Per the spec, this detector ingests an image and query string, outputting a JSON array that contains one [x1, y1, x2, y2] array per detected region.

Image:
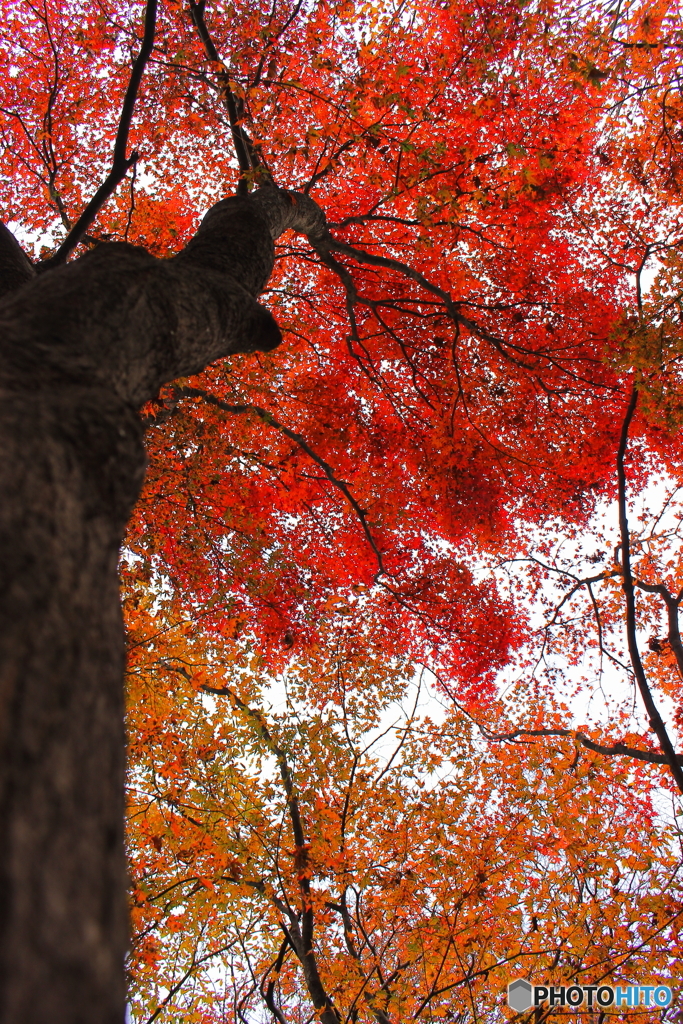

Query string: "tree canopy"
[[2, 0, 683, 1020]]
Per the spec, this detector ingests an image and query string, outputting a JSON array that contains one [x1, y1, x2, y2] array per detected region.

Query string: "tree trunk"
[[0, 188, 325, 1023]]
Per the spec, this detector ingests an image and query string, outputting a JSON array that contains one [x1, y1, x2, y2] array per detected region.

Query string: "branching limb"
[[617, 385, 683, 793], [634, 578, 683, 679], [309, 233, 612, 388], [327, 890, 393, 1024], [201, 683, 341, 1024], [172, 386, 385, 577], [545, 569, 621, 627], [251, 0, 305, 87], [187, 0, 272, 191], [430, 666, 683, 767], [40, 0, 158, 268], [260, 938, 291, 1024], [480, 725, 683, 766], [144, 940, 237, 1024]]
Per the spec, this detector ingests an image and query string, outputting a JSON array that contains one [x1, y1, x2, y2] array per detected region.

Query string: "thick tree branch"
[[252, 188, 326, 240], [617, 385, 683, 793], [40, 0, 158, 268], [4, 190, 327, 408], [2, 192, 327, 409], [187, 0, 272, 191]]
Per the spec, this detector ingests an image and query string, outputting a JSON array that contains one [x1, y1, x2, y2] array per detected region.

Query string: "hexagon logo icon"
[[508, 979, 534, 1012]]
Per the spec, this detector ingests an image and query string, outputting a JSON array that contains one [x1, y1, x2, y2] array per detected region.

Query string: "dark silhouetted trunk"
[[0, 189, 325, 1023]]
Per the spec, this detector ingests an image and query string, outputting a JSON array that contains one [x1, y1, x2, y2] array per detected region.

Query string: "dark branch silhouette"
[[202, 683, 342, 1024], [172, 385, 386, 577], [616, 384, 683, 793], [187, 0, 273, 192], [480, 725, 683, 767], [40, 0, 158, 268]]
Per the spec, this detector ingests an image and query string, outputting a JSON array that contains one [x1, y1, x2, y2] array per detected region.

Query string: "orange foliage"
[[125, 605, 682, 1022]]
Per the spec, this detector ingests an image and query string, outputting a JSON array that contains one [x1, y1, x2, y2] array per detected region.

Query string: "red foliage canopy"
[[2, 0, 683, 697]]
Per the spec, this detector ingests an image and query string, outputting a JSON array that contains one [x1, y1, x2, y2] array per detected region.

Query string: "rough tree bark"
[[0, 187, 326, 1024]]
